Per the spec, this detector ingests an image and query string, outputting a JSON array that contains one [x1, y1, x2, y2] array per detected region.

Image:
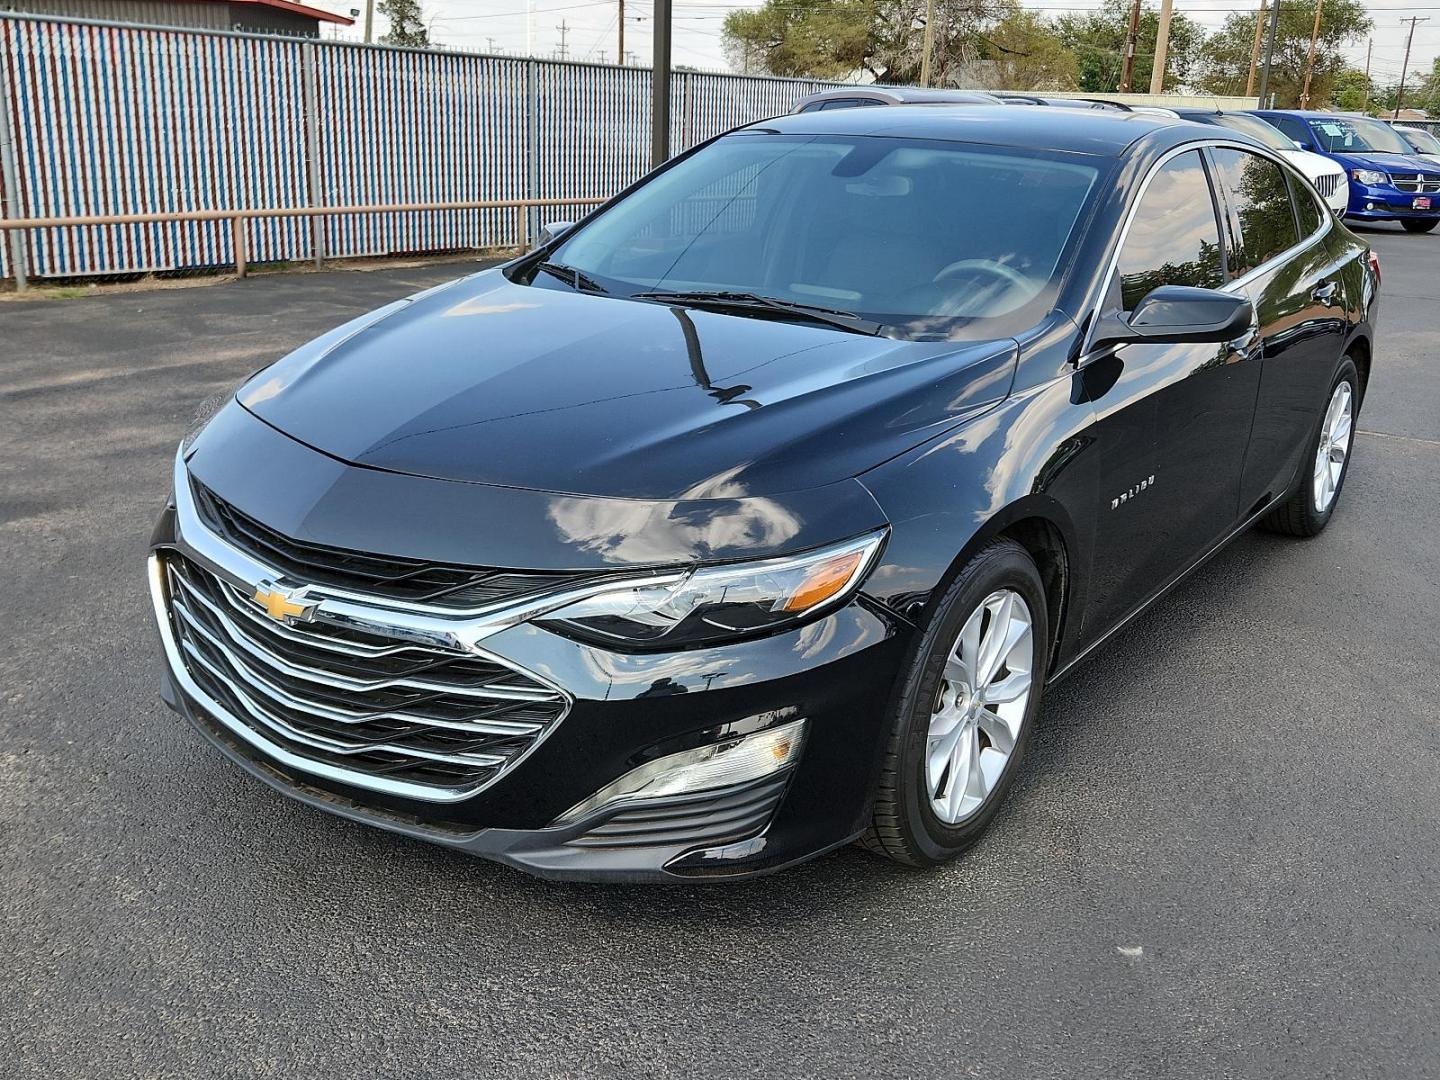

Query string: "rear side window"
[[1116, 150, 1225, 311], [1209, 147, 1300, 275], [1290, 174, 1325, 236]]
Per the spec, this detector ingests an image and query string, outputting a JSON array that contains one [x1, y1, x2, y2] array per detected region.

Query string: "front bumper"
[[148, 409, 909, 881], [1345, 183, 1440, 221]]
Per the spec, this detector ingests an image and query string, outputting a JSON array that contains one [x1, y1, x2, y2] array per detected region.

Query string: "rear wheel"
[[1258, 359, 1358, 537], [860, 538, 1048, 867], [1401, 218, 1438, 233]]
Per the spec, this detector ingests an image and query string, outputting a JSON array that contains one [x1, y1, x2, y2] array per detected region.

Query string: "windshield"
[[1307, 116, 1413, 155], [546, 134, 1101, 339], [1399, 126, 1440, 154], [1191, 112, 1295, 152]]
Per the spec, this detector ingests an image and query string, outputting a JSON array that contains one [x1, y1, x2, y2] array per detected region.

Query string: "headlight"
[[540, 530, 886, 648], [1352, 169, 1388, 186]]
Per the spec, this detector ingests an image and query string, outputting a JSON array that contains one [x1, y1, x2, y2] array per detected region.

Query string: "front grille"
[[1314, 173, 1342, 198], [566, 774, 790, 849], [191, 479, 598, 610], [1392, 175, 1440, 193], [163, 553, 568, 792]]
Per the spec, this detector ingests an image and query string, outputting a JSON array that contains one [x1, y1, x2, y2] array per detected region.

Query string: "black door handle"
[[1312, 280, 1339, 305]]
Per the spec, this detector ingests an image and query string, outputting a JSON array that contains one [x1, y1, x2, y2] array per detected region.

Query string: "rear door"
[[1079, 148, 1264, 639], [1207, 146, 1349, 509]]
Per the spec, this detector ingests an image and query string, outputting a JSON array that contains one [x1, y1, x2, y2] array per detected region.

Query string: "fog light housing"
[[1366, 201, 1376, 210], [553, 718, 807, 826]]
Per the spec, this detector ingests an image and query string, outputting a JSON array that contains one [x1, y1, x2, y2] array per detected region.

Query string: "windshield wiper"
[[634, 289, 882, 335], [535, 261, 608, 295]]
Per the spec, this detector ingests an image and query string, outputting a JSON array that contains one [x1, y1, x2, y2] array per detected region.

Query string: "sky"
[[303, 0, 1440, 92]]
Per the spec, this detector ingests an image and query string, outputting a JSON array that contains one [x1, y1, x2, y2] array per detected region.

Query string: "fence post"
[[301, 41, 324, 269], [680, 70, 693, 155], [0, 26, 30, 292], [524, 58, 539, 246], [232, 216, 247, 278]]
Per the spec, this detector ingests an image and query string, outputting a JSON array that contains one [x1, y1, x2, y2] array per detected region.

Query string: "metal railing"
[[0, 197, 608, 289]]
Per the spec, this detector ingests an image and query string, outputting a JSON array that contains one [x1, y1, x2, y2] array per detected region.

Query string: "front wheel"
[[860, 538, 1048, 867], [1258, 359, 1358, 537], [1401, 218, 1438, 233]]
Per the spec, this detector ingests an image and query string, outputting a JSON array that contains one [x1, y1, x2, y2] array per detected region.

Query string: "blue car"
[[1252, 109, 1440, 232]]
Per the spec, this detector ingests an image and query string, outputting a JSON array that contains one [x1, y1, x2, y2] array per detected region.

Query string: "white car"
[[1394, 125, 1440, 167], [1144, 108, 1350, 215]]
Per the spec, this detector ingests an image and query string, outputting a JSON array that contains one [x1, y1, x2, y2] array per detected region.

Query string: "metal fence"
[[0, 12, 839, 283]]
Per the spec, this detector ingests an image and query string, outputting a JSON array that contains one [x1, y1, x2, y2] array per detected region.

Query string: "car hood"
[[1279, 148, 1344, 179], [1333, 151, 1440, 176], [239, 268, 1018, 501]]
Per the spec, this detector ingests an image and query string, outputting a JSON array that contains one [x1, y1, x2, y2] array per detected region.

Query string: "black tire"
[[1402, 218, 1439, 233], [860, 538, 1049, 867], [1258, 358, 1359, 538]]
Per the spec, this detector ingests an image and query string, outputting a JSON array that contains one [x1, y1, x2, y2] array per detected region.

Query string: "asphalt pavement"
[[2, 231, 1438, 1079]]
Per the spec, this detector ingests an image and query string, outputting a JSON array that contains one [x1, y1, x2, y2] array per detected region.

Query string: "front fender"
[[857, 367, 1099, 675]]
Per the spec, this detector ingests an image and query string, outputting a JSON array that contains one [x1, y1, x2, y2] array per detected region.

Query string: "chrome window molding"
[[1077, 137, 1334, 365]]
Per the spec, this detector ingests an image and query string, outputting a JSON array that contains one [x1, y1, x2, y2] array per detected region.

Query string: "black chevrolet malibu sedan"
[[149, 107, 1378, 881]]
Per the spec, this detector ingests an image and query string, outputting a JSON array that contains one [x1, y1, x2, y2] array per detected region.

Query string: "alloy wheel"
[[1313, 381, 1354, 513], [924, 588, 1035, 825]]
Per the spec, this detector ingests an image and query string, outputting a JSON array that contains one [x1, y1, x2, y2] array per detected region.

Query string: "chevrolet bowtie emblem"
[[252, 582, 318, 624]]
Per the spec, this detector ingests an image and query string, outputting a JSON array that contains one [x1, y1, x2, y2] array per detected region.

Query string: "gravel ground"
[[2, 231, 1438, 1079]]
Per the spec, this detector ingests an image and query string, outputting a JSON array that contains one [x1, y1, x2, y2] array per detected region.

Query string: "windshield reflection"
[[542, 134, 1099, 341]]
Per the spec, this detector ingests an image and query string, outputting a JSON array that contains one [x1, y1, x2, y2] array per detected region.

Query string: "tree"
[[1329, 68, 1374, 113], [1053, 0, 1205, 93], [1197, 0, 1369, 106], [722, 0, 1013, 85], [979, 8, 1078, 91], [1405, 56, 1440, 116], [379, 0, 429, 49]]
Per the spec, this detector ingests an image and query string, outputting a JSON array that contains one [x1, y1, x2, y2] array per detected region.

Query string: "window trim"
[[1079, 137, 1333, 364]]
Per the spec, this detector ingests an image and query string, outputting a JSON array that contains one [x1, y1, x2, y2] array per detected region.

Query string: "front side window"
[[1115, 150, 1224, 311], [1209, 147, 1300, 275], [546, 134, 1101, 339], [1265, 115, 1311, 147]]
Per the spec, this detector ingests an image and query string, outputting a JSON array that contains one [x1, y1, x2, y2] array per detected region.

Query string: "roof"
[[753, 105, 1183, 157], [228, 0, 354, 25]]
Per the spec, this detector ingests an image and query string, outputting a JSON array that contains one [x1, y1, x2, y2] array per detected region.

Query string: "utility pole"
[[618, 0, 624, 69], [1257, 0, 1281, 104], [556, 20, 570, 60], [652, 0, 672, 169], [1299, 0, 1324, 109], [1246, 2, 1267, 98], [1363, 37, 1372, 111], [1395, 17, 1429, 117], [1118, 0, 1143, 93], [363, 0, 374, 43], [920, 0, 936, 87], [1149, 0, 1174, 94]]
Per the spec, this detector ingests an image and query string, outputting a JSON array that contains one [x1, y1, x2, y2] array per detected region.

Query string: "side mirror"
[[1093, 285, 1254, 348], [1293, 139, 1310, 151], [540, 220, 575, 245]]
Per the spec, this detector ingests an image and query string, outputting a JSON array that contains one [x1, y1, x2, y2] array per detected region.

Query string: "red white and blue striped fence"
[[0, 11, 838, 285]]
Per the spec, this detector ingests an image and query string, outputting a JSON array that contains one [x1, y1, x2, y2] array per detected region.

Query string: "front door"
[[1080, 149, 1264, 641]]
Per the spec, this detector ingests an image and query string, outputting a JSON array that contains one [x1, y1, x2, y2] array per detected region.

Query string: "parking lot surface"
[[3, 232, 1438, 1079]]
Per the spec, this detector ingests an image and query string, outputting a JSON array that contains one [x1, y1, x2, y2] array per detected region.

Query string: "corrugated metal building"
[[0, 0, 353, 36]]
